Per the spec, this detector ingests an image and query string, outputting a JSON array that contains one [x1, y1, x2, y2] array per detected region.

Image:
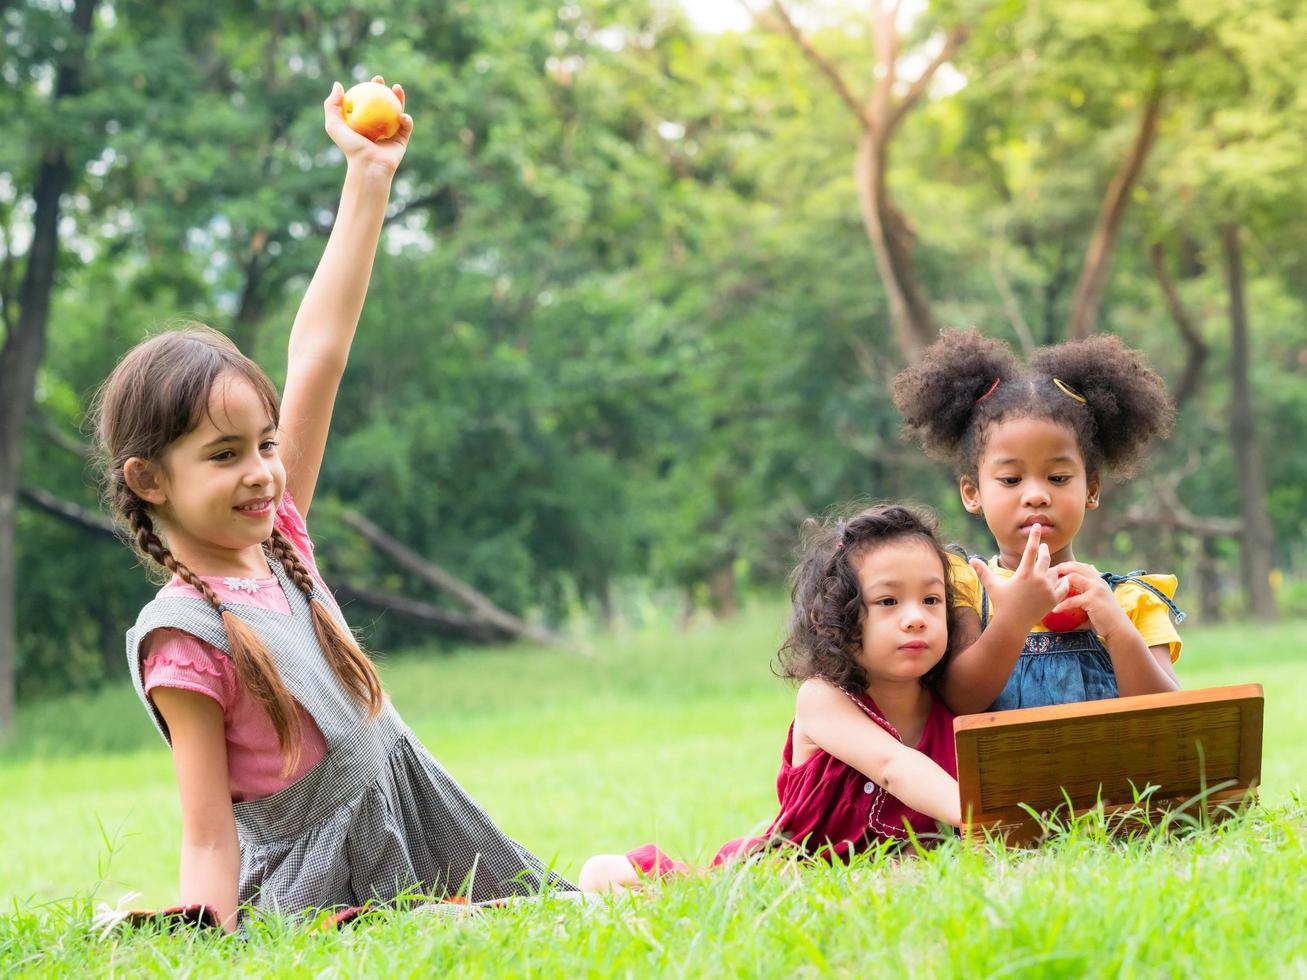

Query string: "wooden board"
[[954, 684, 1263, 845]]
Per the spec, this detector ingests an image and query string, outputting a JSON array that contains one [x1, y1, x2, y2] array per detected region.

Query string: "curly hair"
[[775, 504, 960, 695], [892, 329, 1174, 479]]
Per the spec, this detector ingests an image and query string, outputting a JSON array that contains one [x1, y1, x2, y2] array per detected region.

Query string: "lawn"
[[2, 606, 1304, 976]]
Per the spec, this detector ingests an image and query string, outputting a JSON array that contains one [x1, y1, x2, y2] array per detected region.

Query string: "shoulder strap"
[[124, 595, 229, 745], [1099, 569, 1186, 625], [839, 686, 900, 741]]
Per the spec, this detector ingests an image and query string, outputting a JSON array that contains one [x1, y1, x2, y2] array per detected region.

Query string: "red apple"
[[342, 81, 403, 141], [1041, 569, 1089, 632]]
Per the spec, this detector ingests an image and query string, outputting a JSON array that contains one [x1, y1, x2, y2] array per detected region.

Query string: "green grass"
[[2, 607, 1305, 976]]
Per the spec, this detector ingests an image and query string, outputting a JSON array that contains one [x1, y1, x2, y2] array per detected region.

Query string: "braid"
[[268, 528, 383, 717], [267, 529, 317, 596], [128, 501, 304, 774]]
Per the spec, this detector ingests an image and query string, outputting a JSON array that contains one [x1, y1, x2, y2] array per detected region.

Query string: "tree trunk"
[[230, 235, 268, 355], [1220, 224, 1277, 620], [1197, 536, 1222, 623], [706, 562, 738, 619], [854, 130, 939, 360], [0, 0, 99, 734], [1065, 87, 1163, 340], [1147, 241, 1208, 410], [765, 1, 962, 363]]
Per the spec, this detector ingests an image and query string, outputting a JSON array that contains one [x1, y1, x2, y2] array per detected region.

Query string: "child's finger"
[[1054, 560, 1097, 578], [969, 556, 995, 591], [1016, 521, 1042, 571], [324, 80, 344, 111], [1050, 593, 1089, 615], [384, 113, 414, 148], [371, 74, 385, 85], [1034, 541, 1050, 576], [393, 83, 405, 107]]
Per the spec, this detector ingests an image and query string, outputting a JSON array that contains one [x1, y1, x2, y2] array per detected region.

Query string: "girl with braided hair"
[[893, 329, 1185, 717], [93, 82, 570, 931], [579, 504, 962, 892]]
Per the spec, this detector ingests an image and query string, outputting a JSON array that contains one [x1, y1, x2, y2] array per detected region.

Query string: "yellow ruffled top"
[[947, 553, 1182, 662]]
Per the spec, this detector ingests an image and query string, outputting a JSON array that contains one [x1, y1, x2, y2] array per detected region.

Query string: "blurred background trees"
[[2, 0, 1304, 727]]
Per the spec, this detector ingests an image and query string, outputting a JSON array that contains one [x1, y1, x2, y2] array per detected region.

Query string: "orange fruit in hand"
[[342, 81, 403, 141]]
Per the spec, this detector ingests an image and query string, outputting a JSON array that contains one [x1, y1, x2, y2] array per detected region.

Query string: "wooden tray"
[[954, 684, 1264, 845]]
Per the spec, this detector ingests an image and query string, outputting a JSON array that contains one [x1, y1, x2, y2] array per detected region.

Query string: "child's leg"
[[578, 854, 642, 893]]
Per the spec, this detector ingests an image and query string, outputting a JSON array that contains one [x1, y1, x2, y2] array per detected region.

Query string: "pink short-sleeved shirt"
[[140, 491, 328, 802]]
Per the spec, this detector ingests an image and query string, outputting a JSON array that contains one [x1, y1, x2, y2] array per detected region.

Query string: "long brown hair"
[[92, 326, 383, 771]]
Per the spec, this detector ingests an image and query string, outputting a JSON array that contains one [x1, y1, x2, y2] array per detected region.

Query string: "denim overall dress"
[[126, 554, 574, 919], [966, 557, 1186, 712]]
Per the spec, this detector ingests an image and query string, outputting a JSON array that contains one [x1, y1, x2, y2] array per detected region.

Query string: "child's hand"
[[324, 77, 412, 175], [1050, 561, 1132, 640], [969, 523, 1059, 630]]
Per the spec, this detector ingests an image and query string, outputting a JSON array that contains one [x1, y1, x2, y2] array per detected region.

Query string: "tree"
[[0, 0, 100, 733], [753, 1, 971, 361]]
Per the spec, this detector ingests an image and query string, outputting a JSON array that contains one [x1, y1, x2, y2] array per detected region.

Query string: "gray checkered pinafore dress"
[[126, 554, 574, 918]]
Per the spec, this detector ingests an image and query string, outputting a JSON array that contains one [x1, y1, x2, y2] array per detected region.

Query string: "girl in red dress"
[[580, 504, 964, 892]]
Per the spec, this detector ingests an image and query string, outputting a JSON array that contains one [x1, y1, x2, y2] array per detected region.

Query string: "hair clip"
[[1052, 377, 1087, 404], [835, 541, 845, 550], [975, 377, 1001, 405]]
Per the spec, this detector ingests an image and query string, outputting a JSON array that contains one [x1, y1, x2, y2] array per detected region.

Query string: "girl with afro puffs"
[[893, 330, 1185, 715]]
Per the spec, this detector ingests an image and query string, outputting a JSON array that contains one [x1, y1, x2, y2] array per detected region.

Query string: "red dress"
[[628, 687, 957, 875]]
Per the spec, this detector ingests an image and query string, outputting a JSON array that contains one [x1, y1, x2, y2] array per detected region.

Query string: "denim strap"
[[1100, 569, 1187, 625]]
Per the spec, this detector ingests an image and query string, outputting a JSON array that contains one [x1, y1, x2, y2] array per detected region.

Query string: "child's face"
[[131, 373, 285, 565], [852, 537, 949, 685], [959, 416, 1099, 567]]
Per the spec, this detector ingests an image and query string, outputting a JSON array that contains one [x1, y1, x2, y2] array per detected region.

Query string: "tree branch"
[[765, 0, 871, 127], [15, 486, 560, 646], [340, 509, 559, 645], [1147, 240, 1208, 410], [1065, 83, 1164, 339], [30, 408, 91, 458], [887, 26, 969, 133], [18, 485, 119, 538], [332, 581, 512, 643], [870, 0, 898, 131], [1105, 475, 1240, 538]]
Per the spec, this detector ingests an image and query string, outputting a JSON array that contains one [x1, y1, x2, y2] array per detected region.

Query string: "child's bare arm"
[[280, 78, 412, 516], [941, 525, 1058, 714], [795, 679, 961, 827], [152, 687, 241, 932]]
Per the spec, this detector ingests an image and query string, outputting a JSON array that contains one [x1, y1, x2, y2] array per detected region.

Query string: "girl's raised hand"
[[969, 522, 1059, 629], [323, 77, 412, 175]]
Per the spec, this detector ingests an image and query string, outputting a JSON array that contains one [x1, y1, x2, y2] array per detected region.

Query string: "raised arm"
[[279, 77, 412, 516], [152, 687, 240, 932], [940, 524, 1059, 714], [795, 678, 961, 828]]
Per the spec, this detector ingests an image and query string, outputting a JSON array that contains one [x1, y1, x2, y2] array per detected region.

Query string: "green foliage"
[[5, 0, 1307, 697]]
